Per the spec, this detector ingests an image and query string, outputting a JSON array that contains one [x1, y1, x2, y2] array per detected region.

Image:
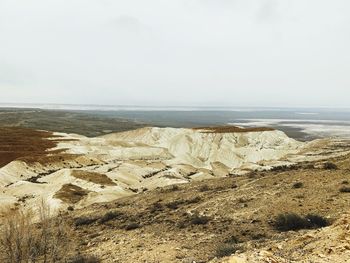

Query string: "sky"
[[0, 0, 350, 108]]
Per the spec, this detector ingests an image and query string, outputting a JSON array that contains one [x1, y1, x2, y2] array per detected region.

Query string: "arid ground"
[[66, 153, 350, 262]]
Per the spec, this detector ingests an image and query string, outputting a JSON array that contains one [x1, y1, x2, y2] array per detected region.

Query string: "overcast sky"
[[0, 0, 349, 107]]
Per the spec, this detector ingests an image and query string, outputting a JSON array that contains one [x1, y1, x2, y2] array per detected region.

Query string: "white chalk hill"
[[0, 127, 326, 212]]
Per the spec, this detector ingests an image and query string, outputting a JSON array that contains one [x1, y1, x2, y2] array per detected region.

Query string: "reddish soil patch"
[[193, 126, 275, 133], [71, 170, 116, 186], [54, 184, 90, 204], [0, 127, 65, 168]]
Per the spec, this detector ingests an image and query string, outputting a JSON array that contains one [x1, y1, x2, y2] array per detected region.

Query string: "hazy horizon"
[[1, 102, 350, 111], [1, 0, 350, 107]]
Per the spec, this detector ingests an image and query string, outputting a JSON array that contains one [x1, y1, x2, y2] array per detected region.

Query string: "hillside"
[[62, 151, 350, 262], [0, 126, 349, 262]]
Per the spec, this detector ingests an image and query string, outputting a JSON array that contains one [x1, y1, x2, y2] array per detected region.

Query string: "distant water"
[[1, 103, 350, 141]]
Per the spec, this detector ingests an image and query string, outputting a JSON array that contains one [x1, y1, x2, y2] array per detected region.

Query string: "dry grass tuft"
[[0, 200, 73, 263]]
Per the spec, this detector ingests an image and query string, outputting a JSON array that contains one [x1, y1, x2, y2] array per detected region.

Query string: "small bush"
[[165, 197, 201, 210], [225, 235, 240, 244], [74, 216, 97, 226], [292, 182, 303, 189], [190, 214, 209, 225], [99, 211, 123, 224], [323, 162, 337, 170], [305, 214, 329, 228], [125, 223, 140, 231], [274, 213, 329, 231], [149, 202, 163, 213], [274, 213, 308, 231], [199, 185, 210, 192], [68, 254, 100, 263], [215, 244, 240, 258], [166, 200, 182, 210], [187, 196, 201, 204], [169, 185, 180, 191], [177, 221, 186, 229], [339, 186, 350, 193], [251, 233, 266, 240]]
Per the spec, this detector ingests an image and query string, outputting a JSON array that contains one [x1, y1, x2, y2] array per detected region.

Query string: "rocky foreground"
[[0, 126, 350, 262]]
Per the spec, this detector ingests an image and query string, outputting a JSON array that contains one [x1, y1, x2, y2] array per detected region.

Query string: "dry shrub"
[[74, 216, 98, 227], [292, 182, 303, 189], [190, 214, 210, 225], [124, 223, 141, 231], [198, 185, 210, 192], [215, 244, 241, 258], [68, 254, 100, 263], [99, 211, 123, 224], [274, 213, 329, 232], [323, 162, 338, 170], [0, 200, 73, 263], [339, 186, 350, 193]]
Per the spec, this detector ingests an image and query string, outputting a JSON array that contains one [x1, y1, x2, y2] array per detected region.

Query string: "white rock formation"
[[0, 127, 345, 213]]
